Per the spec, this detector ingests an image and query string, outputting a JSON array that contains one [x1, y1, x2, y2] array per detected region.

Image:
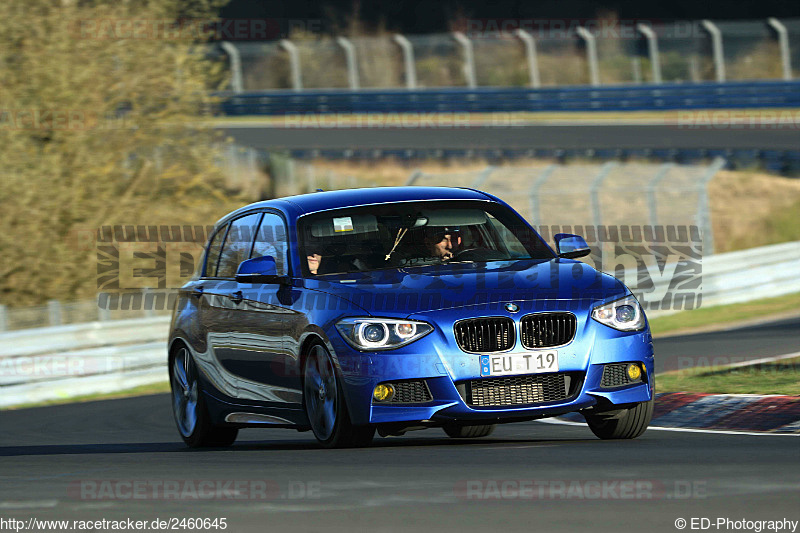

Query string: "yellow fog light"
[[627, 363, 642, 381], [373, 383, 395, 402]]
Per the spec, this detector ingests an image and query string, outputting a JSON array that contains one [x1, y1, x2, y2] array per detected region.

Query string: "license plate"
[[480, 351, 559, 377]]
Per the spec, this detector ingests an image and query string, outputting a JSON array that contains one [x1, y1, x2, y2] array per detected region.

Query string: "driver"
[[423, 226, 462, 262]]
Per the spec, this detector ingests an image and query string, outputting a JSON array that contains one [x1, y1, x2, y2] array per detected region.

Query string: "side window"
[[488, 215, 529, 257], [204, 224, 228, 277], [216, 213, 263, 278], [251, 213, 289, 276]]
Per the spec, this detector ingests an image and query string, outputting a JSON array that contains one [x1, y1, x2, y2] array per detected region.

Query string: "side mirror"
[[235, 256, 289, 285], [554, 233, 591, 259]]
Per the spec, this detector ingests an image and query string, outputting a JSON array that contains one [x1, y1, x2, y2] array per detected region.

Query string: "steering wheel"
[[349, 257, 371, 271], [449, 247, 485, 261]]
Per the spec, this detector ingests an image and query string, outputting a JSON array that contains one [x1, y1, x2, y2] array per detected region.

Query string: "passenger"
[[307, 250, 323, 275]]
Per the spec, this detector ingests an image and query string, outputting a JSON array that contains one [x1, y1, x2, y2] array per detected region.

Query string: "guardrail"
[[220, 80, 800, 115], [0, 316, 170, 408], [1, 240, 798, 408], [221, 20, 800, 92], [699, 241, 800, 307]]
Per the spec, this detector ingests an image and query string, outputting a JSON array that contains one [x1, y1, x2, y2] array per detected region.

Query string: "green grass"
[[5, 381, 170, 410], [649, 291, 800, 337], [726, 198, 800, 252], [657, 356, 800, 395]]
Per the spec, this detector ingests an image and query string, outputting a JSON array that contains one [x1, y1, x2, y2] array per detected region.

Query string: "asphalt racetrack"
[[224, 123, 800, 151], [654, 316, 800, 373], [1, 319, 798, 532]]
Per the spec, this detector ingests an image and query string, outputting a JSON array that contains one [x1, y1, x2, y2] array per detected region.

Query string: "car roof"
[[220, 186, 495, 225]]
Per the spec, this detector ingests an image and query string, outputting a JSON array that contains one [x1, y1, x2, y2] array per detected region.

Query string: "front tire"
[[170, 346, 238, 448], [443, 424, 496, 438], [303, 343, 374, 448], [583, 399, 653, 440]]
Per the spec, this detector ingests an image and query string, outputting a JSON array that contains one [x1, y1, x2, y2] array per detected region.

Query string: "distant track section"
[[224, 123, 800, 152]]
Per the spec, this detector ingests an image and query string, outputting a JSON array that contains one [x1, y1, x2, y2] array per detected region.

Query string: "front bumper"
[[328, 310, 655, 427]]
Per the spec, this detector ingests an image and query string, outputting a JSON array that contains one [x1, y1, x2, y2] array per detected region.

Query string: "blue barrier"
[[221, 81, 800, 116]]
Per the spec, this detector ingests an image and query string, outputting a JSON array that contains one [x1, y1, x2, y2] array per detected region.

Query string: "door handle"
[[191, 286, 204, 298], [230, 290, 243, 304]]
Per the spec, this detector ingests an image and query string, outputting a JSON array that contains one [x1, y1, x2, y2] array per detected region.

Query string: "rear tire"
[[583, 398, 653, 440], [303, 343, 375, 448], [170, 346, 238, 448], [443, 424, 496, 438]]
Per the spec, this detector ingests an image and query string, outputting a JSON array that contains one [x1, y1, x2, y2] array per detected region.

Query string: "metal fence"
[[218, 145, 378, 199], [407, 158, 726, 252], [0, 291, 172, 333], [265, 152, 379, 197], [217, 18, 799, 92]]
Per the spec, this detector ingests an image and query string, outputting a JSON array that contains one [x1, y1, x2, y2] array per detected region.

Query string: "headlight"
[[336, 318, 433, 351], [591, 295, 646, 331]]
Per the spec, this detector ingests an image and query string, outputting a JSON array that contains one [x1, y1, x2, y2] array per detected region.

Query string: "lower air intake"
[[386, 380, 433, 404], [600, 363, 642, 388], [464, 373, 579, 408]]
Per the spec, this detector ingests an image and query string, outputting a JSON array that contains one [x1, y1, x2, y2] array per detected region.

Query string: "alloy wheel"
[[171, 347, 199, 437]]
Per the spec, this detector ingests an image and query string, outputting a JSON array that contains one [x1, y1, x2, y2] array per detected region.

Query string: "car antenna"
[[315, 188, 324, 192]]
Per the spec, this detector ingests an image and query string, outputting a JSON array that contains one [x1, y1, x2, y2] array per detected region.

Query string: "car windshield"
[[298, 200, 554, 276]]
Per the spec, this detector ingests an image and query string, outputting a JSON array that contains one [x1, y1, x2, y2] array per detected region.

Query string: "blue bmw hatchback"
[[168, 187, 654, 448]]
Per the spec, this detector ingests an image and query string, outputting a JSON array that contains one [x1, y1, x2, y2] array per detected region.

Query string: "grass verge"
[[4, 381, 170, 410], [649, 291, 800, 337], [656, 356, 800, 395]]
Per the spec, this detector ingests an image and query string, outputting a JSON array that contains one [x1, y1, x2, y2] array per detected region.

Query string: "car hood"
[[303, 259, 628, 316]]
